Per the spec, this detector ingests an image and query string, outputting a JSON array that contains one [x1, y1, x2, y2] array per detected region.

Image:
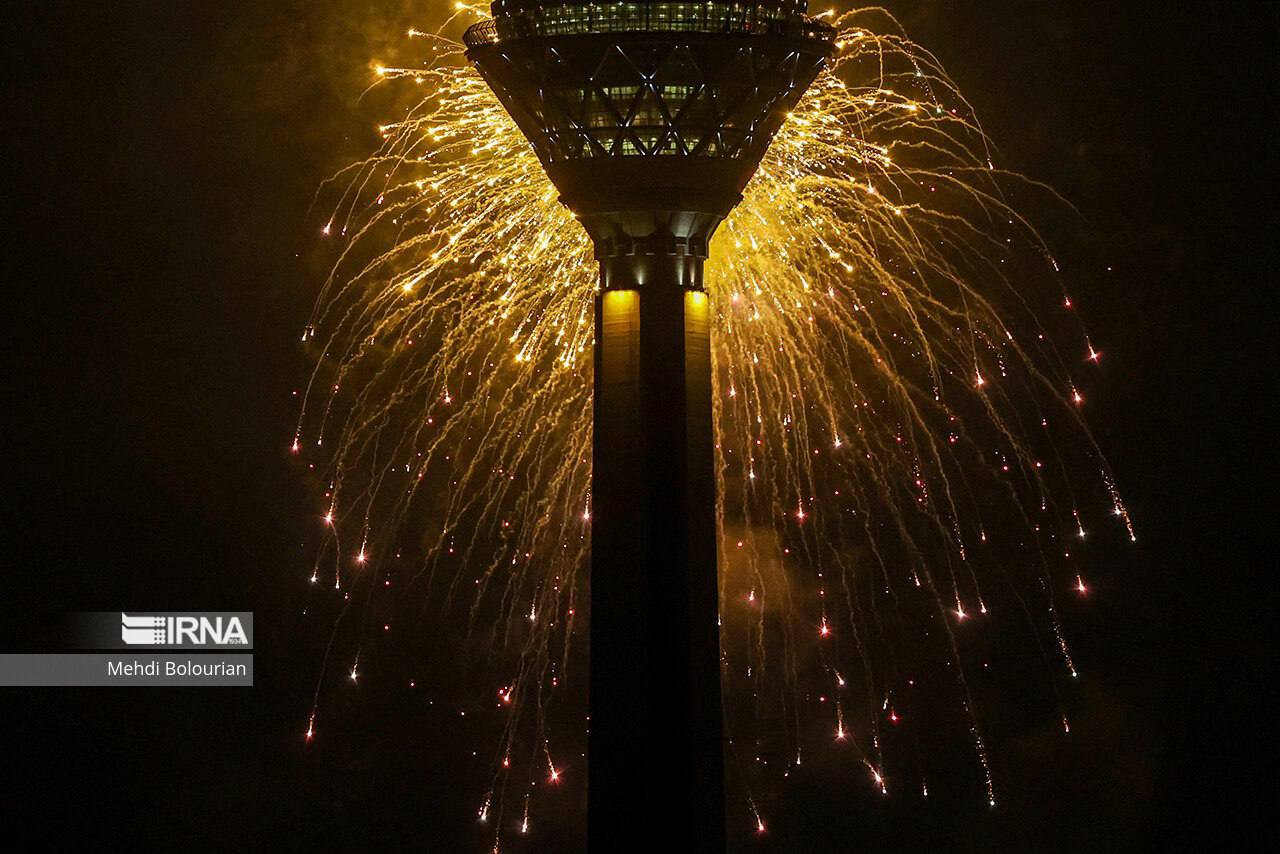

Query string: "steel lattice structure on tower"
[[465, 3, 835, 849]]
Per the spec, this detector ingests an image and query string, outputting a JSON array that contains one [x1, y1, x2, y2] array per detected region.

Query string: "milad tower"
[[464, 3, 835, 848]]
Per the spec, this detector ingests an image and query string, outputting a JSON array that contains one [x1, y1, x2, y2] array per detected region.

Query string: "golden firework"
[[295, 4, 1132, 843]]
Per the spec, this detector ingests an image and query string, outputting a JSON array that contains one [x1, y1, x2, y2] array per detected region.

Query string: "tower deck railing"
[[462, 2, 835, 49]]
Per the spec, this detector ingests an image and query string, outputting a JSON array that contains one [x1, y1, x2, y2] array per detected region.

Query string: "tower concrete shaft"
[[465, 4, 834, 848]]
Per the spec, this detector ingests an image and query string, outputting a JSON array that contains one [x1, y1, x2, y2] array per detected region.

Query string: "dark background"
[[3, 1, 1276, 850]]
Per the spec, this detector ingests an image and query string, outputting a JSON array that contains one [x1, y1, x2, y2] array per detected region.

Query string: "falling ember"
[[296, 3, 1133, 845]]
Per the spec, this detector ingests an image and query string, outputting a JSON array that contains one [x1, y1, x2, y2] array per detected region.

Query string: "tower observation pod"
[[464, 3, 836, 849]]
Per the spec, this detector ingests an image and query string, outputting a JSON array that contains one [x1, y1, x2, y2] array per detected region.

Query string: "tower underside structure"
[[465, 4, 834, 848]]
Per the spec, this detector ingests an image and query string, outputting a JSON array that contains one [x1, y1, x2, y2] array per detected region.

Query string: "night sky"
[[4, 2, 1276, 850]]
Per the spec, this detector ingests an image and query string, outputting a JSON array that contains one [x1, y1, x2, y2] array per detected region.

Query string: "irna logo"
[[120, 613, 249, 647]]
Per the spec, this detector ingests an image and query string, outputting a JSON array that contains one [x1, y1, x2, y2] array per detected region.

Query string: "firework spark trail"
[[295, 7, 1131, 844]]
